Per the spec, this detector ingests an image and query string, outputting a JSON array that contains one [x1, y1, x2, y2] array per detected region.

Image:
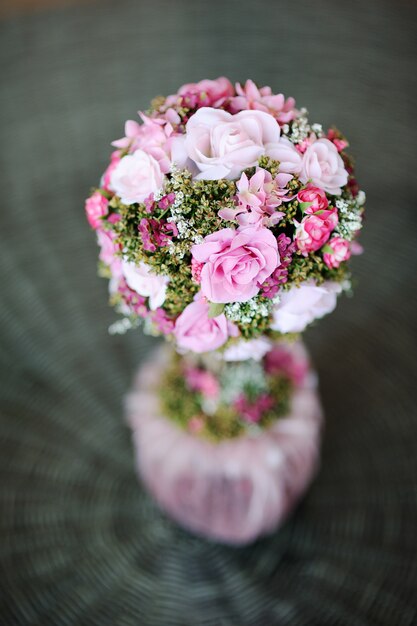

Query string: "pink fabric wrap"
[[126, 343, 323, 545]]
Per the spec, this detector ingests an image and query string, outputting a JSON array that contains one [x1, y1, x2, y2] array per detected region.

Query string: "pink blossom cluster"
[[85, 77, 365, 355], [233, 393, 275, 424]]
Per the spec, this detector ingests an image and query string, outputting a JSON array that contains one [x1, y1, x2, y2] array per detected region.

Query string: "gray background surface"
[[1, 1, 416, 624]]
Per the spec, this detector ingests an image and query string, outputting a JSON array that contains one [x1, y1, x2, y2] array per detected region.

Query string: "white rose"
[[271, 281, 342, 333], [122, 260, 169, 310], [223, 337, 272, 362], [300, 138, 348, 195], [110, 149, 164, 205], [176, 107, 281, 180]]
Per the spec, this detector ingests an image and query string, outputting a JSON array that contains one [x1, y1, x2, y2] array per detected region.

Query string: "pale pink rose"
[[223, 336, 272, 362], [322, 236, 351, 269], [121, 260, 169, 310], [101, 151, 121, 191], [85, 191, 108, 229], [229, 80, 298, 124], [271, 281, 342, 333], [266, 136, 303, 174], [97, 229, 122, 278], [174, 296, 238, 353], [110, 149, 164, 205], [175, 107, 281, 180], [294, 209, 338, 255], [191, 227, 279, 303], [297, 184, 329, 212], [300, 138, 348, 195]]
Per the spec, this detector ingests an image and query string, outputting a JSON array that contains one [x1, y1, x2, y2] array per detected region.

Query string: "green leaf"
[[208, 302, 225, 318], [321, 244, 334, 254], [299, 201, 312, 213]]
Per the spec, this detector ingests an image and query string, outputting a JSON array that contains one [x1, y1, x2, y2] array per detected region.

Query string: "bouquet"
[[85, 78, 365, 541]]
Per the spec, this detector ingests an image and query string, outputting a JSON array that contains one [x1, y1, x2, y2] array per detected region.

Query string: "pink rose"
[[85, 191, 108, 229], [121, 260, 169, 310], [297, 184, 329, 212], [300, 138, 348, 195], [322, 236, 351, 269], [271, 281, 342, 333], [175, 107, 281, 180], [191, 227, 279, 303], [110, 149, 164, 205], [295, 209, 338, 255], [229, 80, 298, 124], [174, 296, 237, 353]]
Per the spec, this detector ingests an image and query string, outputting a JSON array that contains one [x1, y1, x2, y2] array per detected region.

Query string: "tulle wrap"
[[126, 343, 323, 544]]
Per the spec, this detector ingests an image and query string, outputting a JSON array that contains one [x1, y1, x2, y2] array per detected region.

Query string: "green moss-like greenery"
[[158, 353, 294, 442]]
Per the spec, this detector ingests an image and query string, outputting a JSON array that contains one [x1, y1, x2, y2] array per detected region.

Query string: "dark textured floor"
[[0, 1, 416, 624]]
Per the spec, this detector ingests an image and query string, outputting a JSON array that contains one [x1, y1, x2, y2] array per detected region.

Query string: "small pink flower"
[[85, 191, 108, 229], [185, 367, 220, 398], [150, 308, 175, 334], [260, 234, 296, 297], [174, 295, 238, 353], [168, 77, 234, 109], [111, 276, 148, 317], [327, 129, 349, 152], [294, 134, 317, 154], [191, 257, 204, 284], [322, 236, 351, 269], [101, 151, 121, 192], [264, 345, 308, 386], [191, 227, 279, 304], [350, 240, 364, 256], [158, 192, 176, 210], [236, 170, 267, 210], [219, 169, 290, 227], [97, 229, 122, 277], [300, 138, 348, 195], [294, 209, 338, 255], [138, 218, 178, 252], [112, 114, 172, 173], [229, 80, 298, 124], [297, 184, 329, 213], [234, 393, 274, 423]]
